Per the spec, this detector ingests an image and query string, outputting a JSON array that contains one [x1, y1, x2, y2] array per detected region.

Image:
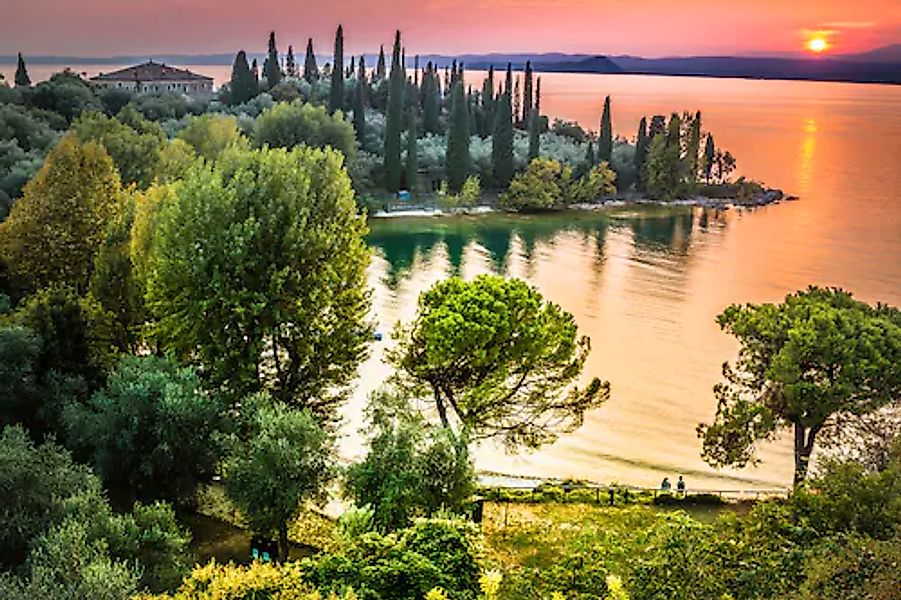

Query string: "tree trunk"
[[793, 423, 816, 486], [278, 522, 289, 563], [433, 384, 450, 428]]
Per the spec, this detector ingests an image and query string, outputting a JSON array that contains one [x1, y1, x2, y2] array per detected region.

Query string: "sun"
[[807, 37, 829, 53]]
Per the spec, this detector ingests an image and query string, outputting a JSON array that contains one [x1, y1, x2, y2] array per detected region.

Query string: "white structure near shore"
[[90, 61, 213, 98]]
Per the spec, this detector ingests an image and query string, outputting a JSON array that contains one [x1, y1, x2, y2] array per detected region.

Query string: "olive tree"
[[223, 400, 335, 562], [145, 145, 370, 422], [390, 275, 609, 450], [698, 287, 901, 485]]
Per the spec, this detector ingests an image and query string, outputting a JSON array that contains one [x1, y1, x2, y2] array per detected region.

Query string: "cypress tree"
[[505, 63, 513, 95], [354, 79, 366, 145], [687, 111, 702, 183], [14, 53, 31, 87], [348, 56, 355, 79], [422, 64, 441, 135], [303, 38, 319, 83], [528, 111, 540, 161], [357, 56, 368, 106], [598, 95, 613, 162], [703, 133, 716, 183], [405, 118, 418, 192], [492, 88, 514, 189], [535, 76, 542, 115], [649, 114, 666, 138], [384, 31, 405, 192], [263, 31, 282, 89], [251, 59, 260, 87], [376, 45, 387, 81], [330, 25, 345, 113], [584, 142, 596, 171], [285, 45, 296, 78], [634, 117, 649, 178], [414, 55, 420, 87], [513, 76, 522, 126], [480, 66, 495, 138], [229, 50, 257, 105], [666, 112, 682, 150], [446, 80, 470, 192], [523, 60, 533, 124]]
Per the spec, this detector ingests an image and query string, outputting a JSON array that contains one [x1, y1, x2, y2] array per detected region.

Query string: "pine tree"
[[528, 111, 540, 161], [229, 50, 257, 105], [634, 117, 649, 180], [304, 38, 319, 83], [446, 80, 470, 192], [492, 88, 514, 189], [376, 45, 387, 81], [598, 95, 613, 162], [384, 31, 405, 192], [14, 53, 31, 87], [523, 61, 533, 124], [703, 133, 716, 183], [405, 118, 418, 192], [330, 25, 345, 113], [285, 45, 297, 78]]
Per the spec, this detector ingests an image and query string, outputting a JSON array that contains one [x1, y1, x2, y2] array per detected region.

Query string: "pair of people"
[[660, 475, 686, 492]]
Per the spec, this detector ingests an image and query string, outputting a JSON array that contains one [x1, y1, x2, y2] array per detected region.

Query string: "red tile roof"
[[91, 61, 212, 83]]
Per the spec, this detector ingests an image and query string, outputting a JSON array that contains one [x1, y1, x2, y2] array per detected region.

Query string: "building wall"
[[93, 79, 213, 98]]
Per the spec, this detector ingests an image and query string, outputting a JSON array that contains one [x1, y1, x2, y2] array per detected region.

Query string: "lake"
[[360, 74, 901, 491], [6, 64, 900, 490]]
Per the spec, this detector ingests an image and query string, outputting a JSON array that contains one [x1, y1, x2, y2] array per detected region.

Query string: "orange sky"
[[1, 0, 898, 57]]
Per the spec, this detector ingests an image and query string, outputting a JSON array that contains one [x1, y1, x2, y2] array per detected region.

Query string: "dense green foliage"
[[252, 101, 355, 160], [224, 400, 335, 562], [384, 31, 405, 192], [345, 392, 476, 531], [698, 287, 901, 484], [145, 145, 370, 420], [65, 355, 228, 506], [391, 274, 609, 449]]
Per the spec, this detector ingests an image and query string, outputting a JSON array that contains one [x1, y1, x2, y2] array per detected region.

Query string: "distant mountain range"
[[2, 44, 899, 85]]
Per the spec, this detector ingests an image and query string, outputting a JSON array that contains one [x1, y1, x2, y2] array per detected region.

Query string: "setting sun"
[[807, 36, 829, 53]]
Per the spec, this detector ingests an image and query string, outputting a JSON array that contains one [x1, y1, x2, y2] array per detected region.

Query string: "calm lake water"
[[7, 64, 900, 490]]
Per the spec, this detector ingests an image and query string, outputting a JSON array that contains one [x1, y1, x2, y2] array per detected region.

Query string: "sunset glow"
[[807, 36, 830, 53]]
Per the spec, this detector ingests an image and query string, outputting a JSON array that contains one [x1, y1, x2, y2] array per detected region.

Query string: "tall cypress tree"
[[348, 56, 355, 79], [634, 117, 649, 178], [285, 45, 296, 78], [422, 64, 441, 135], [703, 133, 716, 183], [446, 80, 470, 192], [414, 55, 420, 87], [492, 88, 514, 189], [384, 31, 405, 193], [354, 78, 366, 146], [648, 114, 666, 138], [598, 95, 613, 162], [405, 118, 418, 192], [513, 76, 522, 127], [229, 50, 257, 105], [251, 59, 260, 87], [535, 76, 542, 115], [523, 60, 533, 124], [376, 45, 387, 81], [480, 66, 495, 137], [687, 111, 702, 183], [303, 38, 319, 83], [357, 56, 368, 106], [14, 53, 31, 87], [263, 31, 282, 89], [330, 26, 345, 113], [528, 111, 540, 161]]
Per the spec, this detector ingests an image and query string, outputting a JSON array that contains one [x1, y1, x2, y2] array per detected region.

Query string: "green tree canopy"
[[329, 26, 345, 113], [384, 31, 405, 193], [65, 355, 229, 506], [598, 95, 613, 163], [491, 91, 514, 189], [345, 391, 475, 531], [263, 31, 282, 89], [303, 38, 319, 83], [499, 157, 571, 212], [252, 101, 355, 161], [228, 50, 258, 106], [176, 114, 245, 162], [73, 110, 165, 189], [390, 275, 609, 449], [223, 400, 335, 562], [0, 133, 124, 296], [446, 81, 470, 193], [145, 145, 370, 421], [698, 287, 901, 485], [14, 53, 31, 87]]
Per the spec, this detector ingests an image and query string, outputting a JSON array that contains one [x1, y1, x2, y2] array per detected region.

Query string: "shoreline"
[[371, 187, 794, 218]]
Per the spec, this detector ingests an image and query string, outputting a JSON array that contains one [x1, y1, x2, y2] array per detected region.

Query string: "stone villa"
[[90, 61, 213, 98]]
